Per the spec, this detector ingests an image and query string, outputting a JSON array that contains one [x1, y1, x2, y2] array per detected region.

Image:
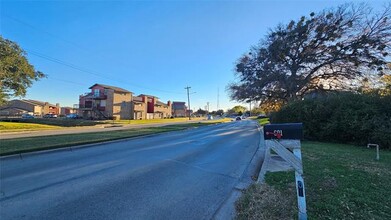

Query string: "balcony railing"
[[75, 104, 105, 111], [77, 104, 93, 109], [92, 94, 107, 99], [80, 92, 107, 99]]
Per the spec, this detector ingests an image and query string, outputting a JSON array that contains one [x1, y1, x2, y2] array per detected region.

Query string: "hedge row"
[[270, 92, 391, 149]]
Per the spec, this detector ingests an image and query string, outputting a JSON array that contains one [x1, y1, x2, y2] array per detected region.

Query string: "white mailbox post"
[[262, 123, 307, 220]]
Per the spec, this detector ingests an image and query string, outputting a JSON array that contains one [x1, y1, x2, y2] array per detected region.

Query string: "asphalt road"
[[0, 119, 207, 140], [0, 120, 262, 220]]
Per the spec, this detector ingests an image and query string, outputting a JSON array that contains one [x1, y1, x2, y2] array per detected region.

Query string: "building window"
[[94, 89, 100, 97]]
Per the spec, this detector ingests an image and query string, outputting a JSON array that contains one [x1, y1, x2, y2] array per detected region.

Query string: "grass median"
[[236, 141, 391, 220], [0, 118, 105, 128], [0, 122, 61, 132], [0, 121, 227, 156], [0, 117, 211, 132]]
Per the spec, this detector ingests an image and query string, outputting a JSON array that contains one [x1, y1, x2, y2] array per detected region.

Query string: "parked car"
[[235, 116, 242, 121], [21, 114, 35, 119], [43, 113, 58, 118], [66, 113, 81, 119]]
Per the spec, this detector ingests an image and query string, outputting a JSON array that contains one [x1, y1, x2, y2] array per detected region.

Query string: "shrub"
[[270, 92, 391, 149]]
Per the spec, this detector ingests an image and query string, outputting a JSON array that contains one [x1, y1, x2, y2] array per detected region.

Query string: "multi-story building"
[[0, 99, 60, 116], [132, 96, 147, 120], [78, 84, 172, 120], [60, 107, 77, 116], [138, 94, 172, 119], [172, 101, 187, 117], [78, 84, 133, 120]]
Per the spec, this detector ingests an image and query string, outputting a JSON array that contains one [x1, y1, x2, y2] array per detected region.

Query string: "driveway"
[[0, 120, 262, 220]]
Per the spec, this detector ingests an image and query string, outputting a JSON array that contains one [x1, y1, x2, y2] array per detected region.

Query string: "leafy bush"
[[270, 92, 391, 149]]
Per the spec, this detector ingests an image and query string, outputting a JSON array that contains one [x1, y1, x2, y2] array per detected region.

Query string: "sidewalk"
[[0, 120, 206, 140]]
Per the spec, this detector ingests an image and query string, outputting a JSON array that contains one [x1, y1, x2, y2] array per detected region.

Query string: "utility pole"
[[207, 102, 210, 113], [185, 86, 191, 120]]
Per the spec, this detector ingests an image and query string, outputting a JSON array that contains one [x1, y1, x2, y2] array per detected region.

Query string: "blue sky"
[[1, 0, 388, 111]]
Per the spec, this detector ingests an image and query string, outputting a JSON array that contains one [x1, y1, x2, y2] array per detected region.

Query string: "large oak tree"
[[228, 4, 391, 108], [0, 36, 45, 105]]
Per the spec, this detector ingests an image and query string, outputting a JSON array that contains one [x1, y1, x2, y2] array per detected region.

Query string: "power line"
[[27, 50, 184, 95], [5, 15, 185, 95], [4, 15, 90, 52], [49, 77, 89, 87]]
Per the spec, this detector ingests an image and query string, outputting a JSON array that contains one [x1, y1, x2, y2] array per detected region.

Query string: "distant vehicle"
[[207, 115, 213, 120], [21, 114, 34, 119], [257, 114, 267, 119], [66, 113, 81, 119], [235, 116, 242, 121], [43, 113, 58, 118]]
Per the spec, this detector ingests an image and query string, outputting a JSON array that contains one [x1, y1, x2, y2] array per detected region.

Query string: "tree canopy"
[[228, 4, 391, 108], [0, 36, 45, 105], [228, 105, 247, 115]]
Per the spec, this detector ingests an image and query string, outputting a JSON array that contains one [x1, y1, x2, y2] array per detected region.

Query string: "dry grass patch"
[[236, 184, 296, 220]]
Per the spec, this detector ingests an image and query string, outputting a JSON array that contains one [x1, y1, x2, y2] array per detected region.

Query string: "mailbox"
[[264, 123, 303, 140]]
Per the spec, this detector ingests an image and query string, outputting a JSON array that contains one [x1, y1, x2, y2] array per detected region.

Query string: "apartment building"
[[78, 84, 173, 120], [138, 94, 172, 119], [172, 101, 187, 117], [132, 96, 147, 119], [0, 99, 60, 116], [60, 107, 77, 116], [78, 84, 133, 120]]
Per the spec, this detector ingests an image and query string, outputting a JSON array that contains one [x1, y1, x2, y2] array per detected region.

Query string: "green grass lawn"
[[236, 141, 391, 220], [0, 118, 105, 128], [0, 122, 61, 132], [0, 121, 226, 156], [251, 117, 270, 126], [0, 117, 227, 132], [257, 118, 270, 126]]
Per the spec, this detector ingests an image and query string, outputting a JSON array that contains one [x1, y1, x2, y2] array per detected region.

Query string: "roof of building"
[[172, 102, 187, 109], [0, 106, 30, 111], [138, 94, 158, 98], [133, 96, 143, 102], [24, 99, 57, 107], [89, 84, 132, 93], [155, 101, 168, 107]]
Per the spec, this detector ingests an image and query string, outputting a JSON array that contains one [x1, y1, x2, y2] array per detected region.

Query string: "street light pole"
[[185, 86, 191, 120]]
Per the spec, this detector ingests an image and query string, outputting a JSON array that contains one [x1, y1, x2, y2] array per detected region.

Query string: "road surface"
[[0, 120, 261, 220], [0, 119, 207, 140]]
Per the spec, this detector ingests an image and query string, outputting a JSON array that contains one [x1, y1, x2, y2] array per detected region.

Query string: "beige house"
[[0, 99, 60, 117]]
